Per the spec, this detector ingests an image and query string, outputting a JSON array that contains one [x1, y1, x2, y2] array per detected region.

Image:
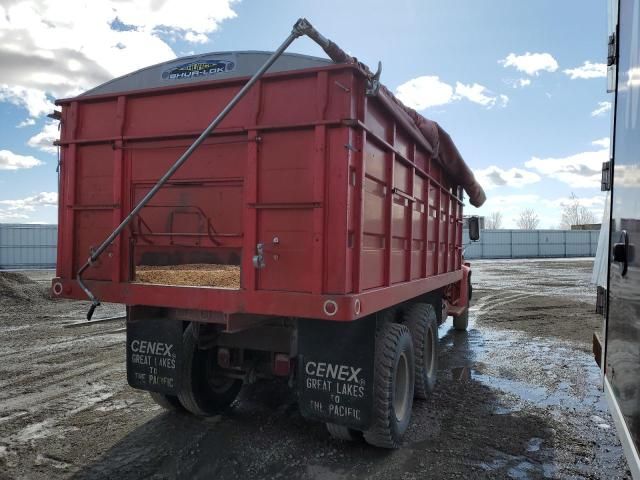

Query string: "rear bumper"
[[51, 270, 462, 322]]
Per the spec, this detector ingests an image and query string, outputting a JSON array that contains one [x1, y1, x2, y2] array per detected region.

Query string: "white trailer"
[[594, 1, 640, 477]]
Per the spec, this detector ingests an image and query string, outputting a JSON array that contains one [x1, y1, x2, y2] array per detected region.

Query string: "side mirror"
[[468, 216, 480, 241]]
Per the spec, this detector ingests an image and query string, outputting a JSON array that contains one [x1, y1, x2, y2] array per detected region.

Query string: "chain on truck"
[[50, 18, 485, 448]]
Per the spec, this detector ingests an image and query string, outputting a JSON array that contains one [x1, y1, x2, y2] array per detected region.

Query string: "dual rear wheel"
[[363, 322, 416, 448], [326, 303, 440, 448], [148, 323, 242, 415], [151, 305, 442, 449]]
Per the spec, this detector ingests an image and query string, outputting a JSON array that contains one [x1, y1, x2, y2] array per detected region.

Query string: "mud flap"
[[298, 317, 375, 430], [126, 317, 182, 395]]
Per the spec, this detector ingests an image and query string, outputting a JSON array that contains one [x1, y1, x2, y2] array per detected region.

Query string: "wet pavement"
[[0, 260, 632, 479]]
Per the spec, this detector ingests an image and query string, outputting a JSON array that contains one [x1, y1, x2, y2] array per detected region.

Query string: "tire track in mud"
[[0, 362, 123, 411], [0, 312, 129, 468], [0, 360, 129, 475], [0, 332, 123, 371], [0, 327, 125, 401], [3, 331, 123, 359], [473, 291, 535, 314]]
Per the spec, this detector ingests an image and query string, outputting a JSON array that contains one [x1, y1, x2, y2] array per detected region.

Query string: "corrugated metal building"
[[0, 224, 57, 269], [463, 229, 599, 259], [0, 225, 599, 268]]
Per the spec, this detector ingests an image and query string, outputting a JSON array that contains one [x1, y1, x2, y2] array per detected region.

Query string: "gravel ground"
[[0, 259, 632, 479]]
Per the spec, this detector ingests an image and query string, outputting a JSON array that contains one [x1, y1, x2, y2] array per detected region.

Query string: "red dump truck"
[[51, 20, 485, 448]]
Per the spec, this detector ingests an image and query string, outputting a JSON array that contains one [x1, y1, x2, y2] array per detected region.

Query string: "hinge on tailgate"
[[596, 286, 608, 315], [607, 33, 617, 67], [607, 32, 617, 93], [252, 243, 266, 269], [601, 160, 612, 191]]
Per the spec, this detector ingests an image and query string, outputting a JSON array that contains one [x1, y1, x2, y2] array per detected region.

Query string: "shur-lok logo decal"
[[162, 60, 235, 80]]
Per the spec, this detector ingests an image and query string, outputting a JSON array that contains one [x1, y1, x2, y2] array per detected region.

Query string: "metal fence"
[[0, 224, 599, 268], [463, 229, 599, 259], [0, 224, 57, 269]]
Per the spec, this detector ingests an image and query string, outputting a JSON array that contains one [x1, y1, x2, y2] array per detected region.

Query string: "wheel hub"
[[394, 352, 410, 421]]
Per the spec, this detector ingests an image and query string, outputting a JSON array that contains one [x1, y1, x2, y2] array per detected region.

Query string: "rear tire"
[[326, 423, 360, 441], [453, 310, 469, 331], [177, 323, 243, 416], [364, 323, 415, 449], [149, 392, 183, 411], [403, 303, 438, 399]]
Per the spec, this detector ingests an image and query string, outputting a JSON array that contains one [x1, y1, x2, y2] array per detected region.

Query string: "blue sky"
[[0, 0, 610, 227]]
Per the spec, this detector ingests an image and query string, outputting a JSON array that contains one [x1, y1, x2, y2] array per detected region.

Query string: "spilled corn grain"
[[135, 264, 240, 289]]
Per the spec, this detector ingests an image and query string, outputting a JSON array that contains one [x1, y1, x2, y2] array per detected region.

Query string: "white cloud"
[[564, 61, 607, 80], [525, 139, 609, 188], [0, 192, 58, 211], [184, 31, 209, 44], [0, 149, 43, 170], [627, 68, 640, 88], [395, 76, 456, 110], [591, 101, 612, 117], [474, 166, 540, 189], [480, 194, 541, 209], [500, 52, 559, 76], [470, 193, 541, 228], [17, 118, 36, 128], [0, 192, 57, 222], [472, 194, 541, 218], [27, 122, 59, 155], [505, 78, 532, 88], [544, 194, 605, 209], [592, 137, 610, 149], [616, 164, 640, 187], [544, 194, 606, 224], [0, 84, 55, 118], [395, 76, 507, 111], [0, 210, 29, 221], [468, 193, 606, 229], [110, 1, 236, 38], [455, 82, 508, 108], [0, 0, 238, 122], [517, 78, 531, 87]]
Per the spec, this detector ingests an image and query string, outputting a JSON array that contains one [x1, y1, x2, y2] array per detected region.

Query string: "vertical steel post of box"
[[312, 70, 329, 294], [444, 187, 450, 272], [430, 178, 439, 274], [421, 152, 429, 278], [435, 186, 442, 274], [405, 146, 415, 282], [243, 129, 260, 291], [112, 95, 127, 284], [60, 101, 79, 281], [384, 124, 395, 287], [76, 19, 318, 319], [352, 80, 367, 294], [241, 75, 263, 293]]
